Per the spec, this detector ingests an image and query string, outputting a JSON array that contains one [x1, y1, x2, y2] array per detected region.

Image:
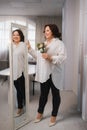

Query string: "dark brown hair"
[[43, 24, 61, 39], [12, 29, 24, 42]]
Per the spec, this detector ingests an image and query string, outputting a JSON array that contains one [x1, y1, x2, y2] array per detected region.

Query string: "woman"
[[12, 29, 26, 117], [27, 24, 67, 126]]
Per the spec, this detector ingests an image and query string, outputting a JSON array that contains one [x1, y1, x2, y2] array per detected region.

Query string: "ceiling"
[[0, 0, 65, 16]]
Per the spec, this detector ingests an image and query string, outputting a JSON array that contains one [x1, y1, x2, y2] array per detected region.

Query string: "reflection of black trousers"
[[38, 76, 61, 116], [14, 73, 25, 109]]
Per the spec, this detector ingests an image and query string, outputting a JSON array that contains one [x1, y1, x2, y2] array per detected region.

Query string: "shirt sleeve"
[[28, 48, 37, 59], [51, 42, 67, 65]]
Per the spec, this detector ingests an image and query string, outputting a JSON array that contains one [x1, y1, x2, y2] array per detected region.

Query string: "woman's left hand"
[[42, 53, 52, 61]]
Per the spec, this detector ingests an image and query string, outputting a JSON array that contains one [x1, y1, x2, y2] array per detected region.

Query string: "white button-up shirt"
[[28, 38, 67, 90], [13, 42, 26, 80]]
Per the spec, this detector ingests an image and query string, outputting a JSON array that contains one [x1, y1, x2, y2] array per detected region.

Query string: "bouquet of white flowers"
[[37, 43, 47, 53]]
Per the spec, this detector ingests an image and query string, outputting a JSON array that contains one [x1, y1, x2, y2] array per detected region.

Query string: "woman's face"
[[44, 26, 53, 40], [12, 31, 21, 43]]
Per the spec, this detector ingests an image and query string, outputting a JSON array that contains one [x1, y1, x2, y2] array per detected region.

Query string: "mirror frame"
[[9, 23, 30, 130]]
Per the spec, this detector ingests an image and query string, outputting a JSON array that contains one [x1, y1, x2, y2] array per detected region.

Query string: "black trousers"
[[38, 76, 61, 116], [14, 73, 25, 109]]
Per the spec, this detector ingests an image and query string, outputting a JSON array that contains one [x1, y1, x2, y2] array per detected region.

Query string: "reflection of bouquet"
[[37, 43, 47, 53]]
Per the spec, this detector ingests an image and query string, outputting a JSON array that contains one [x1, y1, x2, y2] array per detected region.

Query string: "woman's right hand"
[[26, 40, 31, 50], [42, 53, 52, 62]]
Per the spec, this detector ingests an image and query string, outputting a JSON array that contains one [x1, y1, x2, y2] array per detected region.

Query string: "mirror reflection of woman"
[[12, 29, 26, 117]]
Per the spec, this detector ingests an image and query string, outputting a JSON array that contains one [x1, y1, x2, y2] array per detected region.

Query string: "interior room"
[[0, 0, 87, 130]]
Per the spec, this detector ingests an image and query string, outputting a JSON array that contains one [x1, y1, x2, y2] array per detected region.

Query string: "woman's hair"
[[43, 24, 61, 39], [12, 29, 24, 42]]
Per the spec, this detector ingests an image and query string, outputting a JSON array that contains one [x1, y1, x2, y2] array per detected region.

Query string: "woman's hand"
[[42, 53, 52, 61], [26, 40, 31, 50]]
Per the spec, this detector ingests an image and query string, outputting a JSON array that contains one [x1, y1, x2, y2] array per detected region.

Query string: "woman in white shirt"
[[12, 29, 26, 117], [27, 24, 67, 126]]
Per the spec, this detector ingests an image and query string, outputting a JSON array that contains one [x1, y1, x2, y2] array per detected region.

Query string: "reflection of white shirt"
[[13, 42, 26, 80], [28, 38, 67, 89]]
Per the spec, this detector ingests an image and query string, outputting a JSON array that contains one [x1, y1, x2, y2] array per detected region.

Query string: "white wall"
[[62, 0, 80, 94], [80, 0, 87, 121], [63, 0, 87, 120]]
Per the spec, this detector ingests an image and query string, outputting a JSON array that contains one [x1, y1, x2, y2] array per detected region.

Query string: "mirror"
[[9, 23, 30, 130]]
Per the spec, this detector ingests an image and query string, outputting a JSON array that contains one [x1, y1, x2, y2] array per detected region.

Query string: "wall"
[[62, 0, 80, 94], [63, 0, 87, 120], [80, 0, 87, 121]]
